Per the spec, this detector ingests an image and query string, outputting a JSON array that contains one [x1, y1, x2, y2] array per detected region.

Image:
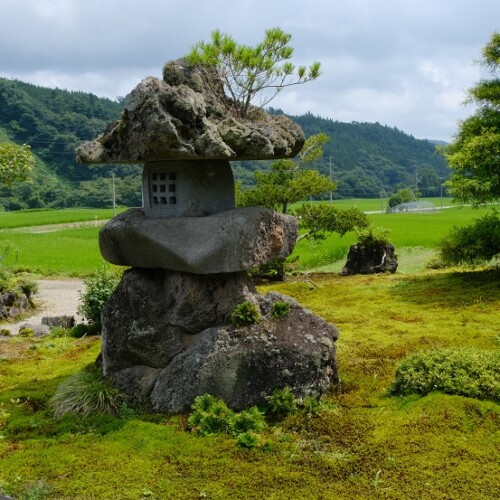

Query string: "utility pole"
[[112, 173, 116, 217], [329, 156, 333, 203]]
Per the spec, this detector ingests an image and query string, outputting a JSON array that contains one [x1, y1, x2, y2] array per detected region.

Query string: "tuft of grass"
[[50, 365, 124, 418], [270, 300, 291, 319], [230, 301, 260, 327]]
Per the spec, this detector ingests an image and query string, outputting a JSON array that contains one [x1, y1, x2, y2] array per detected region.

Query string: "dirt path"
[[1, 278, 84, 335]]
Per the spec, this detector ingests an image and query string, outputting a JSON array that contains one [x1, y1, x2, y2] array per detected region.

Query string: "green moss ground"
[[0, 268, 499, 499]]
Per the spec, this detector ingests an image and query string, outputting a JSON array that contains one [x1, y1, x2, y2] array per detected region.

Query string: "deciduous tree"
[[0, 143, 35, 187], [444, 32, 500, 204], [238, 133, 336, 213]]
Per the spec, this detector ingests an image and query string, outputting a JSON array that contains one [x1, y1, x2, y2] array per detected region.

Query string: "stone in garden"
[[340, 242, 398, 275], [0, 290, 31, 319], [102, 270, 339, 412], [42, 315, 76, 329], [75, 59, 304, 164], [19, 323, 50, 337], [101, 268, 258, 373], [99, 207, 298, 273], [77, 56, 339, 412]]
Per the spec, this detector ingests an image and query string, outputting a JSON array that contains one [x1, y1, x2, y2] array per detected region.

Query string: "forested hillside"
[[0, 78, 449, 210], [0, 78, 141, 210], [233, 111, 449, 198]]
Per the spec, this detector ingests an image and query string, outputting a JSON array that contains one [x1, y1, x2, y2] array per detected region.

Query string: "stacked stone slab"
[[76, 58, 339, 412]]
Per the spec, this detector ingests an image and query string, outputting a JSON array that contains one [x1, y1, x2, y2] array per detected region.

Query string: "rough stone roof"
[[76, 58, 305, 164]]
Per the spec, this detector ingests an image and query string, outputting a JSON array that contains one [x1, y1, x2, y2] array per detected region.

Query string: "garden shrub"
[[19, 327, 34, 338], [300, 395, 322, 416], [188, 395, 266, 440], [437, 209, 500, 265], [271, 300, 291, 319], [230, 301, 260, 327], [0, 269, 11, 292], [232, 406, 266, 434], [47, 326, 68, 339], [188, 391, 322, 447], [356, 225, 391, 248], [15, 276, 39, 301], [266, 387, 298, 421], [50, 365, 124, 417], [78, 266, 122, 331], [69, 323, 99, 338], [237, 431, 259, 449], [390, 347, 500, 400], [187, 394, 235, 436]]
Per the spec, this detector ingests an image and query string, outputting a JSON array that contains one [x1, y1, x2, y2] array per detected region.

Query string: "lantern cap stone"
[[76, 58, 305, 164]]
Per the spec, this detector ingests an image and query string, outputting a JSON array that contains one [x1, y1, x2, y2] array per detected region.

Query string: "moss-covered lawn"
[[0, 267, 499, 499]]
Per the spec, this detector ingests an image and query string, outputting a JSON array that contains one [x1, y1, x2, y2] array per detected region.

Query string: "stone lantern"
[[76, 59, 339, 412], [141, 160, 235, 218]]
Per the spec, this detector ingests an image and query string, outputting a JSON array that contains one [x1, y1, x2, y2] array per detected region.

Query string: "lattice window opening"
[[151, 172, 177, 206]]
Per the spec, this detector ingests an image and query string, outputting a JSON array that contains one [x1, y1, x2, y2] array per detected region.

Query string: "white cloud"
[[1, 0, 499, 141]]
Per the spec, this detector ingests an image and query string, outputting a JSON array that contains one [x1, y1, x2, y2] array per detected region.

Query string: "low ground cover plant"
[[390, 347, 500, 400], [0, 263, 499, 498], [270, 300, 291, 319], [187, 393, 266, 449], [187, 389, 321, 448], [230, 301, 260, 326]]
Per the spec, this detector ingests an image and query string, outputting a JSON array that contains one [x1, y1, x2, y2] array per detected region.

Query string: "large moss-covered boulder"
[[102, 269, 339, 412], [76, 59, 304, 164]]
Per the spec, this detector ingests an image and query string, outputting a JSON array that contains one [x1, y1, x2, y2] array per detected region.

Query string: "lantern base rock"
[[101, 268, 339, 412]]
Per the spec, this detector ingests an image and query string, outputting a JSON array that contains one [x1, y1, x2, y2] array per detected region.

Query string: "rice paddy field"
[[0, 200, 493, 276]]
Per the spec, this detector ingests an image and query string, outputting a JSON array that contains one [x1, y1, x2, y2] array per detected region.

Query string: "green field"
[[0, 203, 494, 276], [0, 208, 125, 230], [295, 204, 493, 272], [0, 226, 105, 275], [291, 196, 459, 213]]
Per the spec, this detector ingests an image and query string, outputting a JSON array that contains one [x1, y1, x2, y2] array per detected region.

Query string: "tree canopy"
[[387, 187, 419, 208], [0, 143, 35, 187], [186, 27, 321, 118], [238, 133, 336, 213], [444, 32, 500, 204]]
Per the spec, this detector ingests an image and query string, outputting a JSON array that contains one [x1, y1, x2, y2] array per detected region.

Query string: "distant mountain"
[[233, 111, 449, 198], [0, 78, 449, 210], [428, 139, 448, 147], [0, 78, 143, 210]]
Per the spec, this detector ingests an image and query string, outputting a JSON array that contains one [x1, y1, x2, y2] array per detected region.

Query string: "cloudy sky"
[[1, 0, 499, 142]]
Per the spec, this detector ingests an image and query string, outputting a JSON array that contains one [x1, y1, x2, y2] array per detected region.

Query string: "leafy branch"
[[187, 27, 321, 118]]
